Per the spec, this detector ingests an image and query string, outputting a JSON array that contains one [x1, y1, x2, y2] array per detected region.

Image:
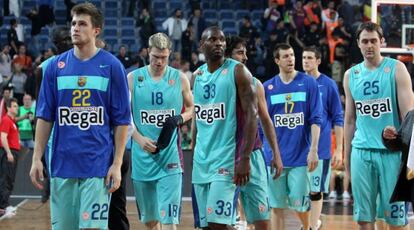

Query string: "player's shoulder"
[[98, 49, 123, 65]]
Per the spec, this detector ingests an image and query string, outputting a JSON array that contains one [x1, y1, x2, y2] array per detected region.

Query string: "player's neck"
[[7, 112, 15, 119], [74, 42, 98, 61], [206, 57, 225, 73], [363, 55, 384, 70], [148, 65, 166, 79], [279, 70, 297, 83], [306, 69, 320, 79]]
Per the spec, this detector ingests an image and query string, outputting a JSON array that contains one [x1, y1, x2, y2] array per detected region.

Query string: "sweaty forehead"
[[204, 29, 225, 40], [72, 14, 92, 23], [359, 30, 380, 40]]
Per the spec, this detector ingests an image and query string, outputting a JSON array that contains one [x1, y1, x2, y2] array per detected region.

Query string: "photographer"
[[16, 94, 34, 148]]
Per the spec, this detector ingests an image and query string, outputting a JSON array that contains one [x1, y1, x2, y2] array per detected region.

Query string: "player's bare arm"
[[343, 69, 356, 180], [307, 124, 320, 172], [107, 125, 128, 193], [395, 61, 414, 118], [234, 63, 258, 186], [331, 125, 344, 169], [180, 73, 194, 123], [30, 119, 53, 190], [256, 80, 283, 179]]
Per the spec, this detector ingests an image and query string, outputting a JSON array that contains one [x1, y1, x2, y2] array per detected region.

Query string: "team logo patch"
[[268, 84, 273, 90], [221, 69, 228, 75], [195, 70, 203, 76], [169, 79, 175, 86], [167, 163, 178, 169], [82, 212, 90, 220], [384, 66, 390, 73], [294, 200, 301, 207], [218, 168, 230, 175], [78, 76, 87, 87], [259, 204, 266, 213], [207, 207, 213, 214], [160, 209, 166, 217], [285, 94, 292, 101], [58, 61, 65, 69], [138, 76, 144, 82], [354, 69, 360, 75]]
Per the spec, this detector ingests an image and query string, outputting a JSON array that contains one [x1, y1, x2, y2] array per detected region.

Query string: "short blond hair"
[[148, 33, 172, 50]]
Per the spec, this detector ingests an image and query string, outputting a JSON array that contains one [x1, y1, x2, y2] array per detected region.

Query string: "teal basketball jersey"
[[192, 58, 240, 183], [349, 57, 400, 149], [131, 66, 183, 181]]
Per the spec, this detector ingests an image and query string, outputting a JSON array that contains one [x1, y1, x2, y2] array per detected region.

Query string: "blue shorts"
[[240, 149, 270, 224], [268, 166, 310, 212], [133, 173, 182, 224], [309, 159, 331, 193], [192, 181, 238, 228], [351, 148, 408, 226], [50, 177, 110, 230]]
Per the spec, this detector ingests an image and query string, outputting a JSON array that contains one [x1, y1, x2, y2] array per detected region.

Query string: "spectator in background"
[[0, 87, 12, 124], [170, 52, 181, 69], [263, 31, 279, 80], [64, 0, 76, 23], [8, 0, 21, 18], [303, 0, 322, 30], [288, 0, 306, 36], [0, 44, 12, 80], [239, 16, 258, 42], [274, 20, 289, 44], [187, 8, 206, 46], [10, 62, 27, 105], [180, 59, 192, 81], [303, 22, 322, 46], [332, 18, 352, 40], [136, 8, 155, 45], [7, 19, 22, 57], [181, 22, 194, 62], [189, 51, 202, 72], [12, 44, 32, 74], [116, 45, 133, 69], [162, 9, 188, 53], [38, 0, 55, 26], [263, 1, 282, 33], [0, 98, 20, 219], [134, 47, 148, 68], [17, 94, 35, 149], [337, 0, 354, 29], [286, 29, 305, 70]]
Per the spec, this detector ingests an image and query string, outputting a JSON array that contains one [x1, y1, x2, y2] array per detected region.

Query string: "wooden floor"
[[1, 199, 414, 229]]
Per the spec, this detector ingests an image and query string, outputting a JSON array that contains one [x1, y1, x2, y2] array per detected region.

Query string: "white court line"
[[0, 199, 28, 221]]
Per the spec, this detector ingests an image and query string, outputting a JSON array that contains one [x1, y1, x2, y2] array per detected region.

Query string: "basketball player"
[[225, 35, 283, 230], [263, 43, 322, 230], [191, 26, 258, 230], [128, 32, 194, 230], [30, 3, 131, 229], [302, 46, 344, 230], [343, 21, 414, 230]]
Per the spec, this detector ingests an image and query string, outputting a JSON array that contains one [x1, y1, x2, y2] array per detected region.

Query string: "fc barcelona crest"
[[285, 94, 292, 101], [78, 76, 87, 87]]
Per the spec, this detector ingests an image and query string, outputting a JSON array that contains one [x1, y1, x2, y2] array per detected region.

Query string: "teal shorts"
[[268, 166, 310, 212], [240, 149, 270, 224], [351, 148, 408, 226], [192, 181, 238, 228], [50, 177, 110, 230], [133, 173, 182, 224], [309, 159, 331, 193]]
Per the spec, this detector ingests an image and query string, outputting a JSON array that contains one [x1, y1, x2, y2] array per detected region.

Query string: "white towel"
[[407, 124, 414, 180]]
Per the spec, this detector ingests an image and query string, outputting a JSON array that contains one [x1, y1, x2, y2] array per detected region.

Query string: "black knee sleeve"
[[310, 192, 322, 201]]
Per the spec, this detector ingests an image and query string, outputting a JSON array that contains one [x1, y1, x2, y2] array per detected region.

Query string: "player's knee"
[[254, 220, 269, 229], [208, 222, 229, 230], [309, 192, 322, 201], [145, 220, 159, 229]]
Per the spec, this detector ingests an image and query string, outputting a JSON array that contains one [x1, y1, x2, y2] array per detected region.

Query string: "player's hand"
[[106, 164, 122, 193], [331, 148, 342, 169], [383, 126, 398, 140], [138, 136, 157, 153], [29, 158, 44, 190], [6, 152, 14, 163], [271, 152, 283, 179], [307, 148, 319, 172], [234, 156, 250, 186]]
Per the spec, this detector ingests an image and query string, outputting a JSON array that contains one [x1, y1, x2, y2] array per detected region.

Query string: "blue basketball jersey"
[[37, 48, 131, 178], [316, 74, 343, 159], [262, 72, 322, 167], [130, 66, 184, 181], [348, 57, 400, 149]]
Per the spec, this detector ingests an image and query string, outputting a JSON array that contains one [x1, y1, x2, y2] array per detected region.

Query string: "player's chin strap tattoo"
[[153, 115, 184, 154]]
